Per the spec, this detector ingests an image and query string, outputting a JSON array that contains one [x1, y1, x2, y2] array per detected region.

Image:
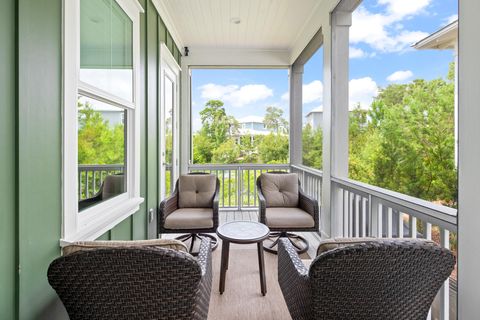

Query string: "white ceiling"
[[159, 0, 324, 51]]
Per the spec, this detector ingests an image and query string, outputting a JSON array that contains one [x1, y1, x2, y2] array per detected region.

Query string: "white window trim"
[[159, 43, 181, 199], [62, 0, 144, 244]]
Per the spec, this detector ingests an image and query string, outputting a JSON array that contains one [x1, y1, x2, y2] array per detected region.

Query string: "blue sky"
[[191, 0, 458, 132]]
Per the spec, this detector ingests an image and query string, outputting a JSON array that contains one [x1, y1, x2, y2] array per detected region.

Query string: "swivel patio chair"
[[48, 237, 213, 320], [257, 171, 319, 254], [159, 172, 220, 255], [78, 174, 124, 211], [278, 237, 456, 320]]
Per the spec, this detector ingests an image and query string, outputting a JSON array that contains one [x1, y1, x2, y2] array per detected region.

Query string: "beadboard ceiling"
[[157, 0, 324, 51]]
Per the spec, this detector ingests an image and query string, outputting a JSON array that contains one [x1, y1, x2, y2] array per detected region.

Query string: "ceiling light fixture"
[[230, 17, 241, 25]]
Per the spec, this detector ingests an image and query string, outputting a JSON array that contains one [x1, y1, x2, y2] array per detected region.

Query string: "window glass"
[[164, 76, 174, 196], [77, 95, 127, 211], [80, 0, 133, 101]]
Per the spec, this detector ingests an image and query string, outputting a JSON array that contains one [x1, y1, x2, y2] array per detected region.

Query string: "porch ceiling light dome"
[[230, 17, 241, 25]]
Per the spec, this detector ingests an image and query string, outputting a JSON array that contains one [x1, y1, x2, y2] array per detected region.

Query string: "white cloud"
[[378, 0, 431, 20], [349, 77, 379, 110], [199, 83, 273, 107], [226, 84, 273, 107], [303, 80, 323, 104], [192, 117, 202, 132], [200, 83, 238, 100], [387, 70, 414, 82], [280, 80, 323, 104], [349, 46, 376, 59], [350, 3, 430, 53]]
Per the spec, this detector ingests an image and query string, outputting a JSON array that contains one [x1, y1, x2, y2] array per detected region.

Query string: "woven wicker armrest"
[[194, 237, 213, 320], [257, 184, 267, 222], [298, 190, 318, 218], [278, 238, 312, 320], [159, 189, 178, 218]]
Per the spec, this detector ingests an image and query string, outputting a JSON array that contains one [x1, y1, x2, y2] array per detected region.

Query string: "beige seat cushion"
[[164, 208, 213, 230], [265, 207, 314, 228], [63, 238, 187, 256], [178, 174, 216, 208], [260, 173, 299, 207]]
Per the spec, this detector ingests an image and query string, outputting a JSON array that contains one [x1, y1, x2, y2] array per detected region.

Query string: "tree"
[[77, 101, 125, 165], [302, 124, 323, 169], [263, 106, 289, 134], [199, 100, 238, 149], [362, 77, 456, 205], [212, 139, 241, 163], [258, 133, 289, 164]]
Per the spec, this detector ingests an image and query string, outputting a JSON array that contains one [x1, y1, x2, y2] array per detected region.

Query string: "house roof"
[[412, 20, 458, 50], [306, 106, 323, 117], [238, 115, 264, 123]]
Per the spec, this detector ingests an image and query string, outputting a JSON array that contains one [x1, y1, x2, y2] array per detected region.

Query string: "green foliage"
[[302, 124, 323, 169], [78, 102, 125, 165], [258, 133, 289, 164], [212, 139, 241, 163], [349, 75, 457, 206], [263, 106, 289, 134]]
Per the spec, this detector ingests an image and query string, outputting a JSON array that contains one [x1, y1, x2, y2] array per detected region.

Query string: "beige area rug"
[[208, 242, 309, 320]]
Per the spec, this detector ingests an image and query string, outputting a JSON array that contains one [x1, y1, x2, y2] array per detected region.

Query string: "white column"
[[179, 63, 191, 175], [326, 10, 351, 238], [289, 64, 303, 165], [458, 1, 480, 317]]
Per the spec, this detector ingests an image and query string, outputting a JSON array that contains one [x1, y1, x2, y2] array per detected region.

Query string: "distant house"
[[237, 116, 270, 136], [305, 106, 323, 130]]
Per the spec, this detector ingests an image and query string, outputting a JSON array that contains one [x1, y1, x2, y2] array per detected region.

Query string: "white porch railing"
[[78, 164, 124, 200], [188, 163, 289, 210]]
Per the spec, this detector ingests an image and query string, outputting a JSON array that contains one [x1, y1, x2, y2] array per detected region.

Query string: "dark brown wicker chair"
[[278, 238, 456, 320], [257, 171, 319, 254], [159, 172, 220, 255], [48, 237, 213, 320]]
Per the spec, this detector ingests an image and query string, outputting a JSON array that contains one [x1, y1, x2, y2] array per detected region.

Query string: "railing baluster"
[[387, 207, 393, 238], [354, 194, 360, 237], [439, 227, 450, 320], [398, 211, 404, 238], [362, 197, 367, 237]]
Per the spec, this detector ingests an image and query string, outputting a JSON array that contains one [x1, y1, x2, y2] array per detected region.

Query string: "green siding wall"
[[17, 0, 63, 318], [1, 0, 182, 318], [0, 0, 17, 319]]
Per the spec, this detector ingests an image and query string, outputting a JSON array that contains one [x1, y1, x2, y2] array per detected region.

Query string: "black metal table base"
[[263, 231, 309, 254], [219, 240, 267, 296], [175, 233, 218, 256]]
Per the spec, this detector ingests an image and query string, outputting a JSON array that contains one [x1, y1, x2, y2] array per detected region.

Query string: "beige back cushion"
[[63, 239, 188, 256], [260, 173, 299, 207], [178, 174, 216, 208], [102, 175, 125, 199]]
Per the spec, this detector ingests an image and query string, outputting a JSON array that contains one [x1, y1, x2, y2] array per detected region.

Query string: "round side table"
[[216, 221, 270, 296]]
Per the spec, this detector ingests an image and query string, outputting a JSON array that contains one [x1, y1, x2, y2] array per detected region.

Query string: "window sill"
[[60, 197, 144, 247]]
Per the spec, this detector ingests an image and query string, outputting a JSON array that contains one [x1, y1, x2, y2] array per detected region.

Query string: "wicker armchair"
[[159, 173, 220, 254], [278, 238, 456, 320], [257, 171, 319, 254], [48, 237, 213, 320]]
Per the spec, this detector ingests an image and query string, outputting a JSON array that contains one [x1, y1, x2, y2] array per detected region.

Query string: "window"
[[63, 0, 143, 243]]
